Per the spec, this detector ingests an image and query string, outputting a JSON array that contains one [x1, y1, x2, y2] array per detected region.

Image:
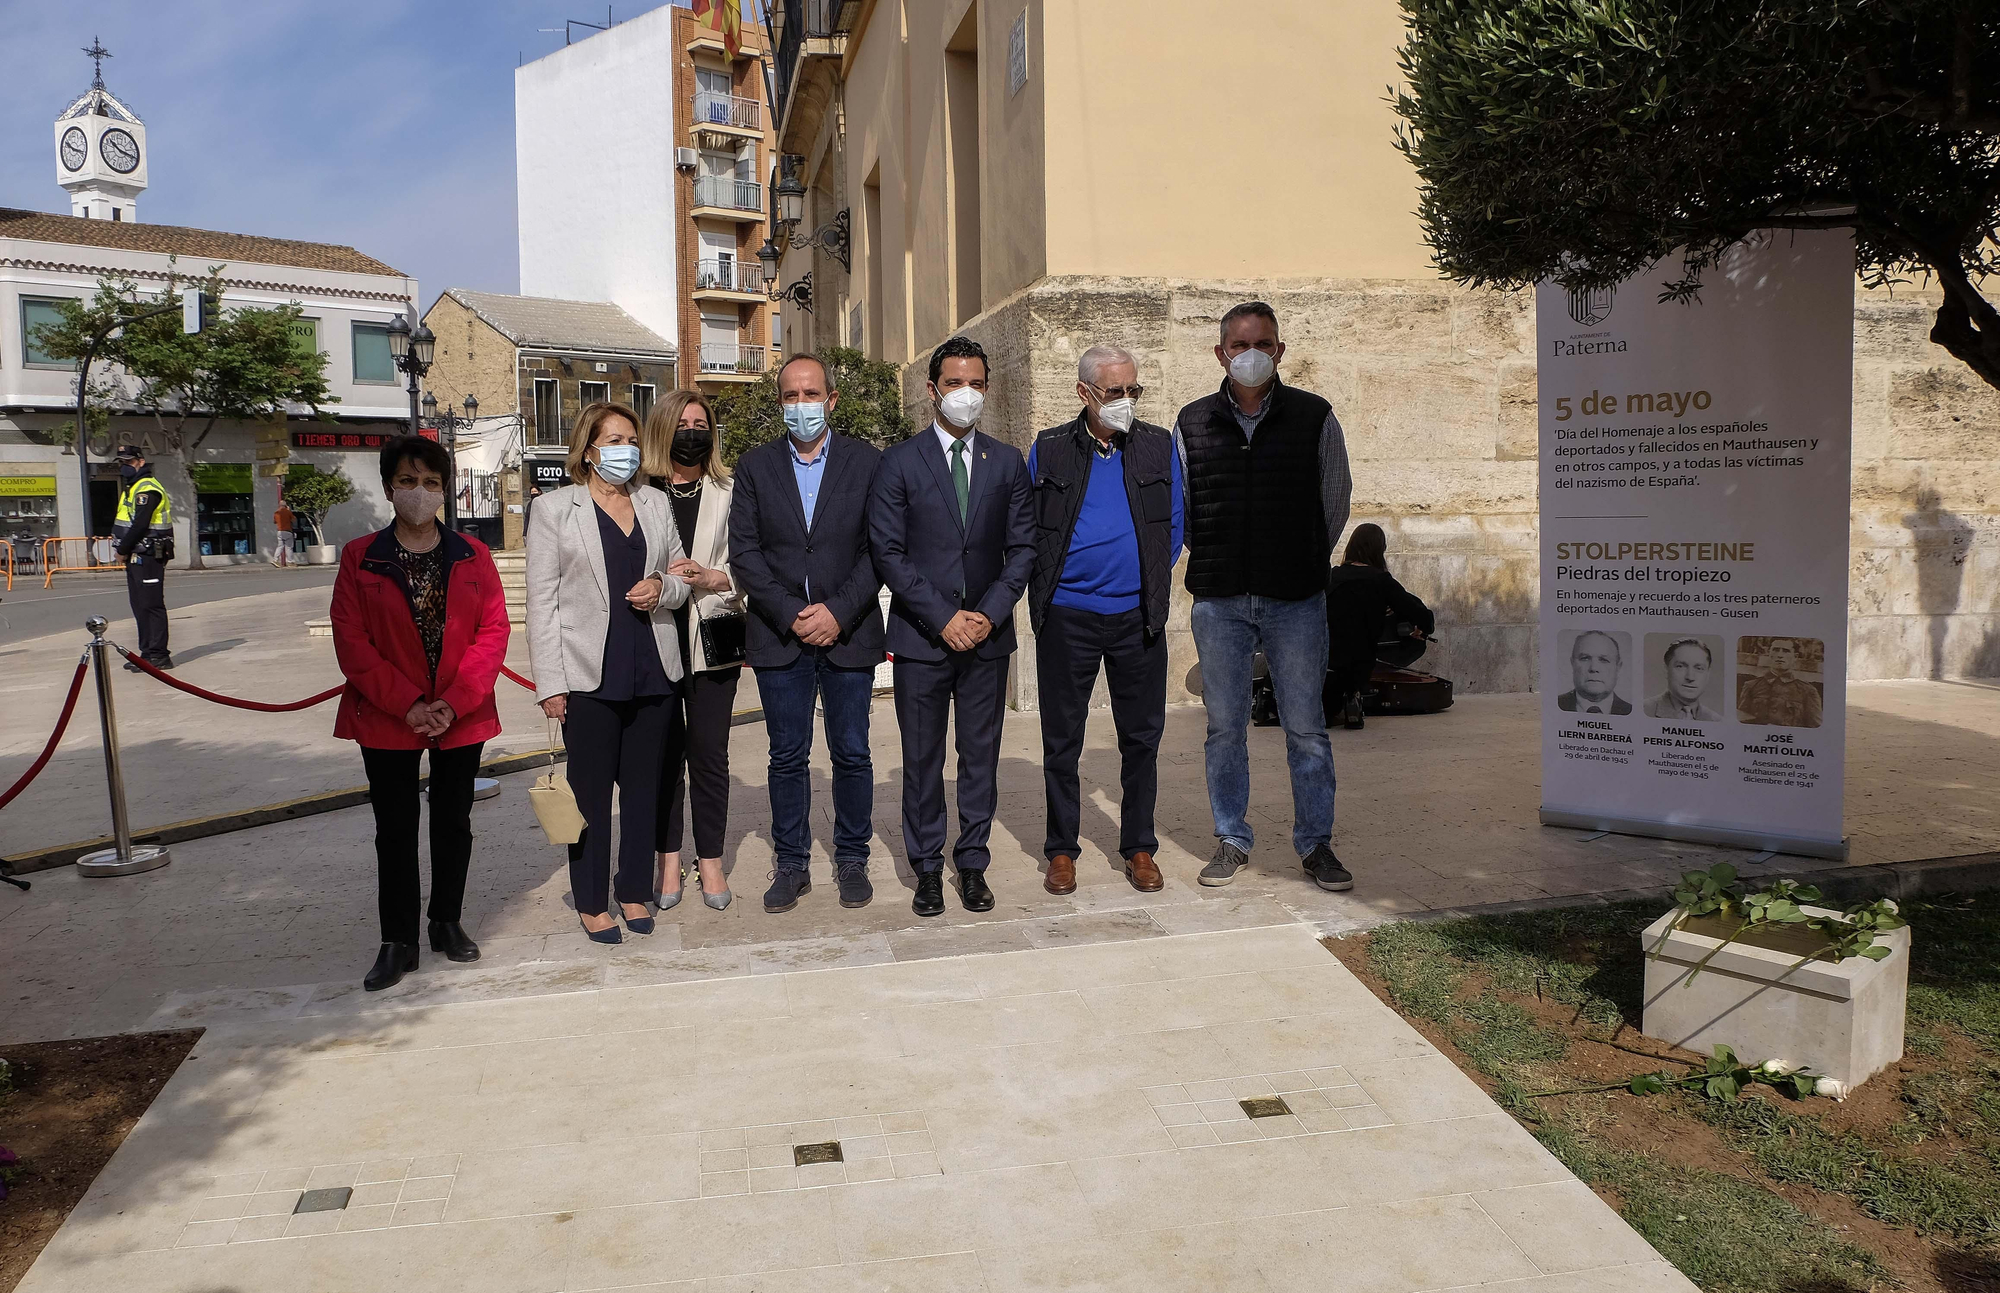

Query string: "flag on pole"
[[693, 0, 743, 56]]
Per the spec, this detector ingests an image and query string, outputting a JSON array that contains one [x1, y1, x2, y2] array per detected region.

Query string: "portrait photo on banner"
[[1555, 627, 1634, 715], [1735, 635, 1826, 729], [1642, 633, 1726, 722]]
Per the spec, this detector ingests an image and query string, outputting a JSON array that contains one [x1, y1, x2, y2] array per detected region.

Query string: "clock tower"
[[53, 38, 147, 222]]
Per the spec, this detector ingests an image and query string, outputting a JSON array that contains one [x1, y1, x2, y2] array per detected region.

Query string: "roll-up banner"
[[1538, 231, 1854, 859]]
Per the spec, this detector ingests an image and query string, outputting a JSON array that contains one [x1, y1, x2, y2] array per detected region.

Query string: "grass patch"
[[1343, 888, 2000, 1293], [1536, 1123, 1885, 1293]]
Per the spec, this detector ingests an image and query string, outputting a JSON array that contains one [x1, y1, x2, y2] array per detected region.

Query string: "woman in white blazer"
[[526, 400, 691, 945], [643, 391, 743, 911]]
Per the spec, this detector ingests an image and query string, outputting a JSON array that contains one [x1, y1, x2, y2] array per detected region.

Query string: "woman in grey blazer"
[[526, 401, 691, 944], [644, 391, 742, 912]]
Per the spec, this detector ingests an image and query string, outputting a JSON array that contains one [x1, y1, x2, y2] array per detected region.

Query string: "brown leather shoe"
[[1124, 852, 1164, 892], [1044, 854, 1077, 895]]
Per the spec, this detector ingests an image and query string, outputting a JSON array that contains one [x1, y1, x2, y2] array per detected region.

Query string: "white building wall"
[[516, 6, 681, 343], [0, 236, 416, 564]]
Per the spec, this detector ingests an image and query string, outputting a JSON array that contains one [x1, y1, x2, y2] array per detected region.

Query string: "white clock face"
[[100, 128, 141, 174], [60, 127, 88, 172]]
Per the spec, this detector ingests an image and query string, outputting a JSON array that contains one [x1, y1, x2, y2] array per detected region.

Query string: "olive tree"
[[1393, 0, 1999, 391]]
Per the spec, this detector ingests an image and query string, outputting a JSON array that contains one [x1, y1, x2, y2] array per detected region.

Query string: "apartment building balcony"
[[697, 342, 768, 382], [693, 89, 762, 140], [775, 0, 854, 154], [691, 176, 765, 221], [692, 259, 767, 302]]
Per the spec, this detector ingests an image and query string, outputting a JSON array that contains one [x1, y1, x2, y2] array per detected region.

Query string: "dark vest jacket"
[[1028, 414, 1175, 637], [1177, 377, 1330, 600]]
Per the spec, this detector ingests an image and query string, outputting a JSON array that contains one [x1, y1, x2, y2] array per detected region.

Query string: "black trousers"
[[1036, 605, 1168, 861], [360, 742, 485, 946], [893, 652, 1010, 873], [660, 665, 741, 858], [125, 554, 170, 662], [564, 692, 674, 915]]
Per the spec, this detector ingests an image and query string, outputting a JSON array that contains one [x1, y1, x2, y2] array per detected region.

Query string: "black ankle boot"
[[364, 942, 419, 991], [427, 920, 481, 962]]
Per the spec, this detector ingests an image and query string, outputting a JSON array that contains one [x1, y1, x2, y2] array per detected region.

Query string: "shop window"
[[352, 322, 395, 383], [21, 297, 73, 368], [0, 472, 61, 551], [191, 462, 255, 557]]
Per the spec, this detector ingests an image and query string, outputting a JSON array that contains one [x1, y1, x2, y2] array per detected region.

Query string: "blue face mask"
[[783, 402, 827, 443], [593, 443, 641, 484]]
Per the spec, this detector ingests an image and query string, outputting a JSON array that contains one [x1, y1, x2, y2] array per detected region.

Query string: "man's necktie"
[[1587, 706, 1602, 713], [950, 438, 969, 523]]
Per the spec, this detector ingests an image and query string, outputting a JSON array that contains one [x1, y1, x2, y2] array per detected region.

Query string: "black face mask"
[[670, 426, 713, 467], [118, 463, 140, 484]]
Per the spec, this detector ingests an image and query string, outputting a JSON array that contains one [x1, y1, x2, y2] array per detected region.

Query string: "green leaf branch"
[[1651, 864, 1907, 986]]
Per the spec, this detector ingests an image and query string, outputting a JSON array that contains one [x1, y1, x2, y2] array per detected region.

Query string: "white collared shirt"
[[932, 420, 975, 496]]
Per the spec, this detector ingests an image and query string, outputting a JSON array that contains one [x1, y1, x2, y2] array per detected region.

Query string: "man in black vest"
[[1028, 345, 1184, 896], [1176, 302, 1353, 892]]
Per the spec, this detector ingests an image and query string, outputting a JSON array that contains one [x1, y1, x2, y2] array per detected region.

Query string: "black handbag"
[[696, 605, 747, 667]]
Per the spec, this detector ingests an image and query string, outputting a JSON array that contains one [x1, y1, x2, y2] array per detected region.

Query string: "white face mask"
[[1095, 397, 1136, 435], [593, 443, 642, 484], [391, 487, 443, 527], [936, 386, 984, 429], [1227, 347, 1276, 388]]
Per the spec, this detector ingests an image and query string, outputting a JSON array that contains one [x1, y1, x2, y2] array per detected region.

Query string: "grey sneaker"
[[1199, 841, 1249, 887], [1303, 846, 1353, 892]]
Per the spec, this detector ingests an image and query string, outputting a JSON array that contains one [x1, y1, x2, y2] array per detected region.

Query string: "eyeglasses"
[[1087, 383, 1145, 401]]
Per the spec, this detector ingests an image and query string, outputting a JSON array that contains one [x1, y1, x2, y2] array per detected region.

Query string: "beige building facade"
[[771, 0, 1999, 700]]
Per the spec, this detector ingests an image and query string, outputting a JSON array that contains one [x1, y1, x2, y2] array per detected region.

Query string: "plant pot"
[[1641, 903, 1910, 1090], [304, 544, 338, 566]]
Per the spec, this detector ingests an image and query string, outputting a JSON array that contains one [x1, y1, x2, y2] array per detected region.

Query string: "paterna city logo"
[[1566, 283, 1615, 327]]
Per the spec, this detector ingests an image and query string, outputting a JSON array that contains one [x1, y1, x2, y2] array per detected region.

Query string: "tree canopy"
[[707, 346, 916, 466], [1393, 0, 2000, 391], [31, 271, 337, 459], [281, 463, 356, 543]]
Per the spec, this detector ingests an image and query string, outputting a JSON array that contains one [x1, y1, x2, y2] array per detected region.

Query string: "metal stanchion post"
[[76, 616, 171, 878]]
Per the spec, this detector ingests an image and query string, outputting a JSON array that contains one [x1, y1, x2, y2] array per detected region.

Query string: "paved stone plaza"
[[12, 925, 1691, 1293], [4, 588, 1996, 1292]]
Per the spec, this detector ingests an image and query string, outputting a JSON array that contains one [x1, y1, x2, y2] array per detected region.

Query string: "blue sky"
[[0, 1, 693, 313]]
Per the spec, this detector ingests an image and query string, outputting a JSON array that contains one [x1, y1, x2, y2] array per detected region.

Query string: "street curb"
[[1397, 851, 2000, 926], [3, 707, 769, 877]]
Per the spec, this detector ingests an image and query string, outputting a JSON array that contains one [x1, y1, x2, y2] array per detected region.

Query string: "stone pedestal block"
[[1640, 905, 1910, 1090]]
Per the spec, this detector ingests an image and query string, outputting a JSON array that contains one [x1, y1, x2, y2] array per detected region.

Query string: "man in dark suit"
[[869, 336, 1035, 917], [730, 352, 887, 913], [1556, 630, 1634, 714]]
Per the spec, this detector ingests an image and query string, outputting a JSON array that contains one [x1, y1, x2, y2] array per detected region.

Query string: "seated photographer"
[[1324, 524, 1434, 729]]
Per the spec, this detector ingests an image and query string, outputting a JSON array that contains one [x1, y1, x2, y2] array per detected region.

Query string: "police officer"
[[112, 445, 174, 670]]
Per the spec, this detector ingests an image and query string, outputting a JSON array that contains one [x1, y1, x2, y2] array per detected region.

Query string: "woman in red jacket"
[[331, 435, 511, 992]]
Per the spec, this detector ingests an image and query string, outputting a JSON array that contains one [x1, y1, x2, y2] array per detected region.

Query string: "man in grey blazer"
[[869, 336, 1035, 917], [729, 353, 888, 913]]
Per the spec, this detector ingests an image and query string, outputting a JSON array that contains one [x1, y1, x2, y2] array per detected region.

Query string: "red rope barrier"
[[118, 649, 345, 712], [0, 655, 90, 811], [500, 665, 536, 690]]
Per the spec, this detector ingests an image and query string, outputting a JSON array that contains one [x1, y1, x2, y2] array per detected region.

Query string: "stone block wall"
[[421, 294, 522, 418], [905, 275, 1999, 704]]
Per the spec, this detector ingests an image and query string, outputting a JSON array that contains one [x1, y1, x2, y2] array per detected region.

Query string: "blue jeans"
[[754, 649, 876, 872], [1190, 593, 1334, 856]]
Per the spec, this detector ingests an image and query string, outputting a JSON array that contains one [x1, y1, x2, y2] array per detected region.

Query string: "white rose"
[[1813, 1077, 1848, 1101], [1879, 899, 1899, 915], [1759, 1059, 1800, 1076]]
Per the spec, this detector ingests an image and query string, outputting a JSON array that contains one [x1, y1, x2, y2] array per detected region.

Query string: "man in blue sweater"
[[1026, 345, 1184, 895]]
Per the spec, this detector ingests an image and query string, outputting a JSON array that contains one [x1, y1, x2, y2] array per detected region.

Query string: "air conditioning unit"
[[674, 147, 698, 169]]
